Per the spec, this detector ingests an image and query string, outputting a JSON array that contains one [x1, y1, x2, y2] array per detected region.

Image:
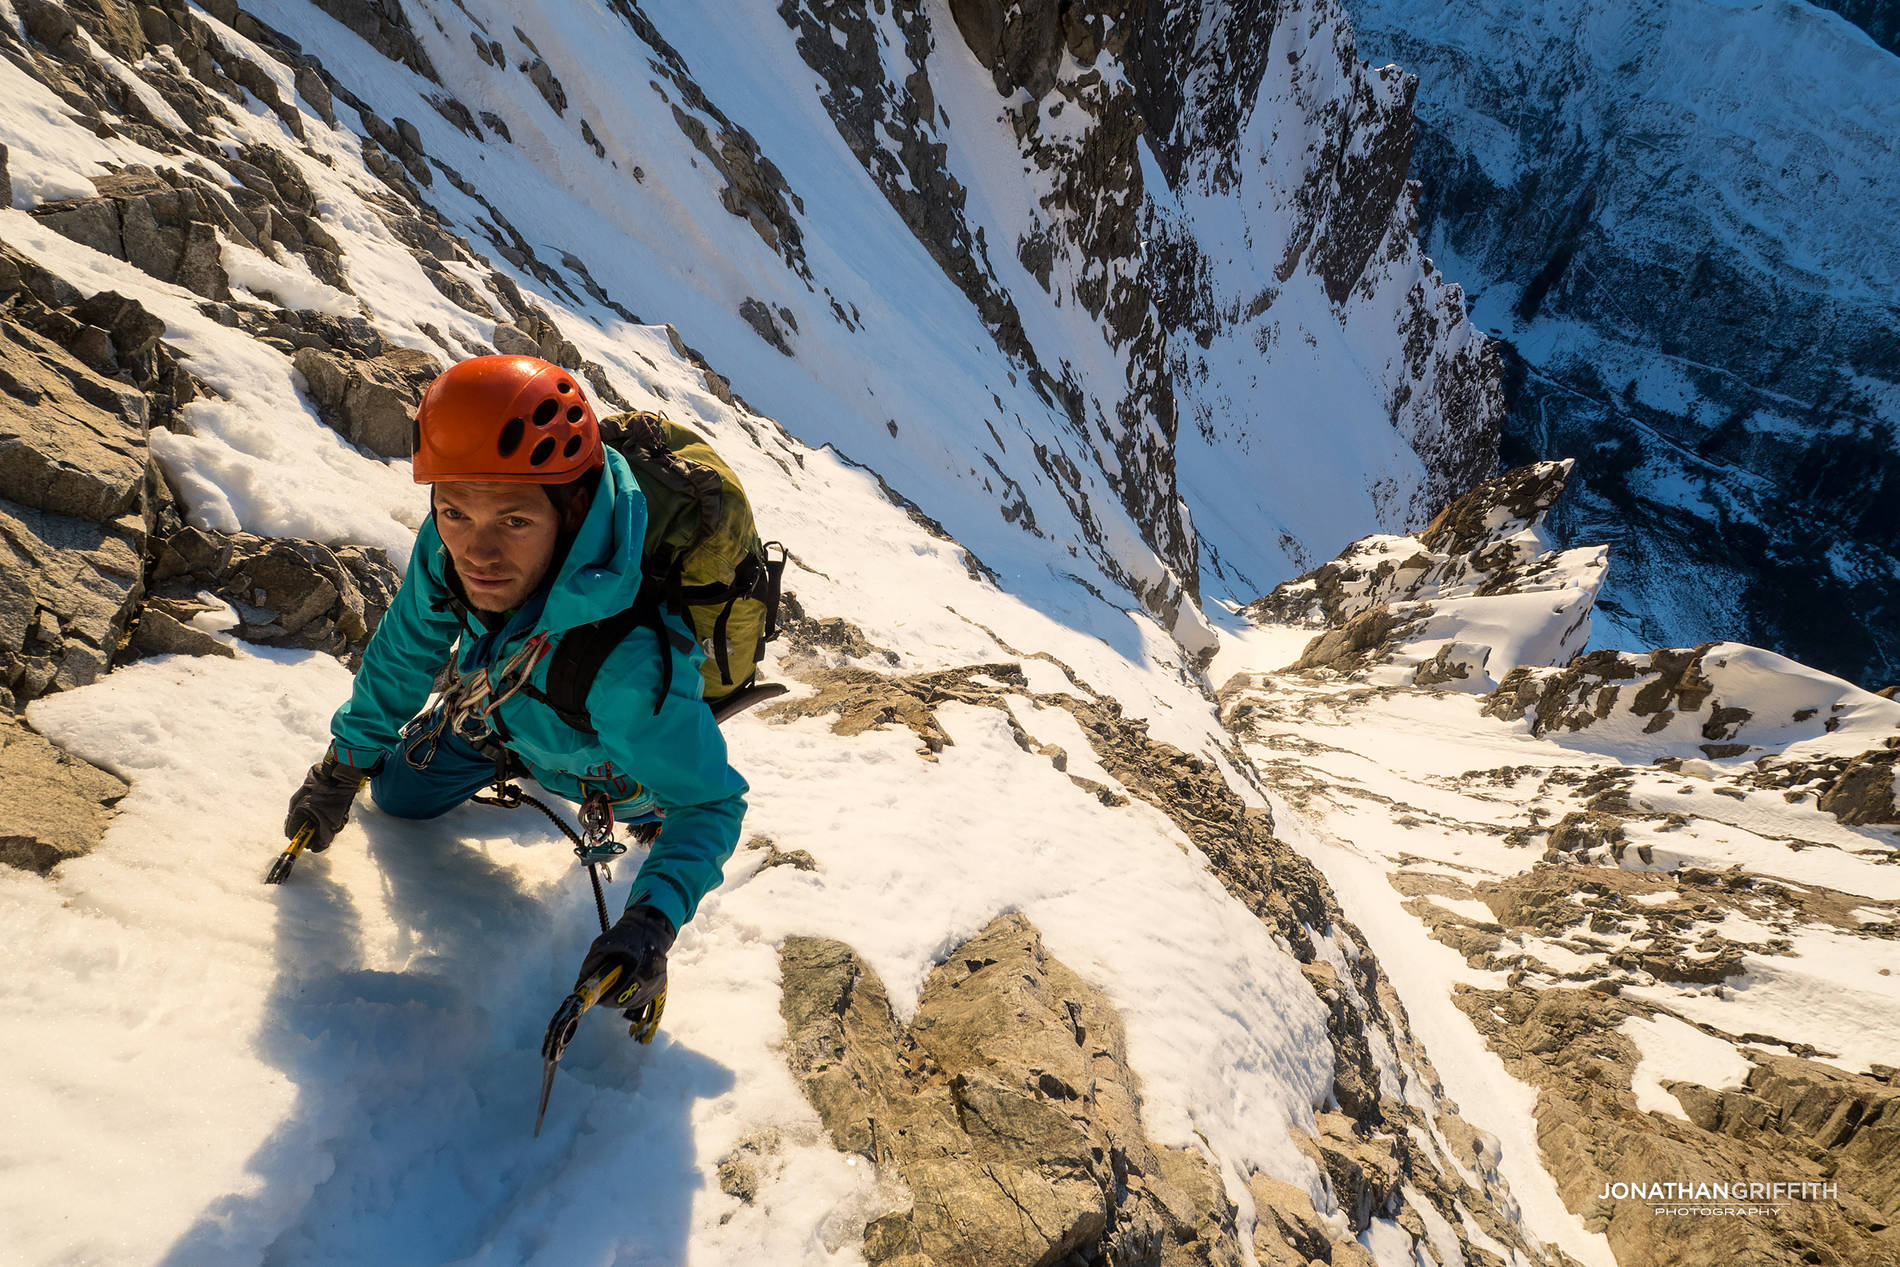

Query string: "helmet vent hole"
[[557, 380, 573, 394], [497, 417, 525, 458], [567, 405, 583, 423], [529, 437, 557, 466], [563, 435, 583, 458], [533, 398, 559, 426]]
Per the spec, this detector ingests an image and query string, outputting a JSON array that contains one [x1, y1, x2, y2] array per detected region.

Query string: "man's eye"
[[506, 517, 532, 528], [440, 507, 463, 519]]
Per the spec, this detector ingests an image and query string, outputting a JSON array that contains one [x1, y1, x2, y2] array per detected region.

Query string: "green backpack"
[[533, 410, 785, 729]]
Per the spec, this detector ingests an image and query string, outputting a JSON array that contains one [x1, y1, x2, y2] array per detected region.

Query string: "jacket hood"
[[540, 447, 646, 634]]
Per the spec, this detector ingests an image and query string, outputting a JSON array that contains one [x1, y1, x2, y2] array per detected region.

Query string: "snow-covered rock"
[[1242, 459, 1605, 690], [1227, 463, 1900, 1267]]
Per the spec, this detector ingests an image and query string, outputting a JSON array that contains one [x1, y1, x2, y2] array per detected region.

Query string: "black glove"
[[284, 753, 381, 851], [577, 904, 677, 1015]]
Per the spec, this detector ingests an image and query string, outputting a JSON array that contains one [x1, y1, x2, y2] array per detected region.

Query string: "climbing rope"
[[472, 780, 623, 933]]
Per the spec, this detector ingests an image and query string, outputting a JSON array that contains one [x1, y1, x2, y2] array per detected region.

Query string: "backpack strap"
[[666, 545, 785, 687], [759, 541, 786, 644], [532, 584, 695, 735]]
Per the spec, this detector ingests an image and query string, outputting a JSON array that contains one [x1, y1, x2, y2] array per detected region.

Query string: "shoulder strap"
[[533, 582, 698, 734]]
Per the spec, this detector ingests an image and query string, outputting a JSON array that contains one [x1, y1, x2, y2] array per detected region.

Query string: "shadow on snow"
[[160, 799, 733, 1266]]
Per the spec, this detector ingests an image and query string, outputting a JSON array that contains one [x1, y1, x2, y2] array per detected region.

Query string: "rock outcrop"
[[1458, 988, 1900, 1267], [0, 222, 409, 706], [0, 711, 127, 873], [147, 526, 399, 665], [30, 169, 230, 301], [292, 345, 441, 460], [1483, 640, 1900, 831], [0, 265, 166, 708], [780, 914, 1246, 1266]]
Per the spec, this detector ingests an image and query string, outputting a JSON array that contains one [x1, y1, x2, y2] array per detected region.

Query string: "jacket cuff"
[[628, 875, 690, 934], [323, 743, 386, 778]]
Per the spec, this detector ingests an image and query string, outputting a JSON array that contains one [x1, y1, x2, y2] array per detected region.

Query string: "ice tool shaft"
[[264, 825, 315, 885]]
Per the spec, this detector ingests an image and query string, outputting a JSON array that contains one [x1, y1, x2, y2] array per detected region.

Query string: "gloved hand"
[[284, 753, 381, 851], [577, 903, 677, 1015]]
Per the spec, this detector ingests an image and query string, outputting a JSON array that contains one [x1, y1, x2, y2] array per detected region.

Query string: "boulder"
[[149, 525, 399, 661], [129, 600, 236, 660], [0, 499, 145, 705], [1815, 748, 1900, 827], [738, 296, 793, 357], [16, 0, 79, 51], [513, 307, 581, 368], [518, 56, 567, 117], [283, 57, 333, 123], [0, 712, 128, 874], [779, 914, 1244, 1267], [292, 345, 439, 459], [490, 322, 539, 356], [307, 0, 438, 81], [30, 170, 229, 300], [0, 318, 149, 523], [1, 243, 196, 436]]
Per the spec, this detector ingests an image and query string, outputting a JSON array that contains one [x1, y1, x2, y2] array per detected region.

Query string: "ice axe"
[[264, 824, 315, 885], [534, 965, 667, 1137]]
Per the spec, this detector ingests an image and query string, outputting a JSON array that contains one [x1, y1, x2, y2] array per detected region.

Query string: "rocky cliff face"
[[774, 0, 1503, 615], [1135, 0, 1502, 598], [1346, 0, 1900, 690], [1809, 0, 1900, 56]]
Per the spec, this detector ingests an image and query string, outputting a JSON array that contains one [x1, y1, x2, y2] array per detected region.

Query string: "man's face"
[[432, 481, 561, 612]]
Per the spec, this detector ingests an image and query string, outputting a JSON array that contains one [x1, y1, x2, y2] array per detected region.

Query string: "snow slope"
[[0, 3, 1523, 1262], [5, 2, 1891, 1266]]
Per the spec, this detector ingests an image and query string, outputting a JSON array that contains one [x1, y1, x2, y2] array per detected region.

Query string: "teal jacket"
[[328, 448, 748, 930]]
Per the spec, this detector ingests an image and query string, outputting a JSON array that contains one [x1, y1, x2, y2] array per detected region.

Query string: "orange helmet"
[[411, 355, 603, 483]]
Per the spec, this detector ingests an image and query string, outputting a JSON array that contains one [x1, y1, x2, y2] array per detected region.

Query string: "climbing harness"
[[473, 778, 641, 936]]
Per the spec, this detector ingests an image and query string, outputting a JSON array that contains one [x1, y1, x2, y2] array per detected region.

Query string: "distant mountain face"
[[1346, 0, 1900, 689], [776, 0, 1505, 616], [1811, 0, 1900, 55]]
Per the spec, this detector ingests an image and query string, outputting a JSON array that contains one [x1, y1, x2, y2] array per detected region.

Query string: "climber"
[[282, 354, 749, 1019]]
